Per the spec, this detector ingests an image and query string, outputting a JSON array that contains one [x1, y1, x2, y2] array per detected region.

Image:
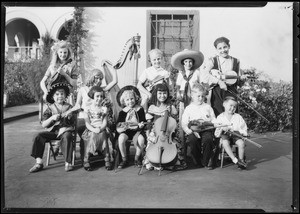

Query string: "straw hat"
[[116, 85, 141, 107], [171, 49, 204, 71]]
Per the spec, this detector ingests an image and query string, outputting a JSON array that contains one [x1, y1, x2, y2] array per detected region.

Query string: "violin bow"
[[227, 89, 270, 123]]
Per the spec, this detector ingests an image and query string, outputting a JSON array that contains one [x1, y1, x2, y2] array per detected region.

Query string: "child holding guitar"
[[81, 86, 114, 171], [30, 81, 77, 173], [143, 83, 186, 171], [202, 37, 248, 117], [116, 86, 147, 169], [137, 49, 170, 111], [40, 40, 77, 104]]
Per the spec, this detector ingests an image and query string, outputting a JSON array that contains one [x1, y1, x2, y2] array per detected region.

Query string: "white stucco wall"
[[5, 2, 293, 86]]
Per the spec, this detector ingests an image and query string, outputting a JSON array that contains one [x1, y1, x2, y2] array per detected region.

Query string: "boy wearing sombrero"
[[115, 85, 147, 169], [29, 81, 76, 173]]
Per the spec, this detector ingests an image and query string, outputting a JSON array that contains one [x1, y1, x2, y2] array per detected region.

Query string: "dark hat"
[[116, 85, 141, 107], [46, 80, 70, 104], [171, 49, 204, 71], [223, 96, 237, 102]]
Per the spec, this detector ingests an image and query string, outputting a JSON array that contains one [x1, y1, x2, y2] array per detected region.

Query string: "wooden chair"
[[219, 139, 246, 168], [45, 113, 81, 166]]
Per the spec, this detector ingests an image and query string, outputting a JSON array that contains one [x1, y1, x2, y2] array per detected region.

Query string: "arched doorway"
[[5, 18, 40, 60]]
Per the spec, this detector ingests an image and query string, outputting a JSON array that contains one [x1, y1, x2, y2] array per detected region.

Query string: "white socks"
[[36, 158, 43, 164], [233, 157, 238, 164]]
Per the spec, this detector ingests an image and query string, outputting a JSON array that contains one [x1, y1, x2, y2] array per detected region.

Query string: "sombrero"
[[116, 85, 141, 107], [46, 81, 71, 104], [171, 49, 204, 71]]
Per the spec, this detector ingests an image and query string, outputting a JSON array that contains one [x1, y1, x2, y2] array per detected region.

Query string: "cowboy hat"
[[46, 81, 70, 104], [116, 85, 141, 107], [171, 49, 204, 71]]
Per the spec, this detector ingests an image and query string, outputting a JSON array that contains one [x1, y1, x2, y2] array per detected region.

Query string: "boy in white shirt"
[[214, 96, 248, 170], [181, 82, 217, 169]]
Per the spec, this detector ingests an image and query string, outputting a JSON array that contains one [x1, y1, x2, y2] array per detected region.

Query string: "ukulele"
[[47, 58, 73, 88]]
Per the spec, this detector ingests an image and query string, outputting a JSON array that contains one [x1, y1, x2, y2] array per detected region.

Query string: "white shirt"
[[138, 66, 169, 84], [176, 69, 204, 91], [214, 112, 248, 136], [77, 86, 92, 118], [181, 102, 216, 134]]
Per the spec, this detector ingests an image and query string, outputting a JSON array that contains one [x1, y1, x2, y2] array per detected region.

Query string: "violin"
[[116, 121, 149, 133], [188, 119, 231, 133], [145, 109, 178, 169], [210, 69, 255, 86], [143, 75, 165, 92]]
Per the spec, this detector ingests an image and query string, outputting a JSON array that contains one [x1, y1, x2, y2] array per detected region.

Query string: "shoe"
[[205, 165, 213, 170], [134, 160, 142, 168], [118, 160, 128, 169], [29, 163, 44, 173], [238, 165, 247, 170], [65, 164, 73, 172], [105, 161, 113, 171], [83, 162, 93, 171], [236, 158, 247, 168]]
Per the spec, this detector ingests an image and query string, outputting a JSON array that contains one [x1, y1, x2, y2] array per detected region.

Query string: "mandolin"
[[145, 109, 178, 169]]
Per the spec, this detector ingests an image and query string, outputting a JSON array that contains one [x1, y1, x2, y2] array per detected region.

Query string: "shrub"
[[4, 58, 36, 107], [238, 68, 292, 133]]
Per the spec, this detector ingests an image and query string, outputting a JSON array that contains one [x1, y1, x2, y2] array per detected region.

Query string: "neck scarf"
[[181, 69, 194, 108]]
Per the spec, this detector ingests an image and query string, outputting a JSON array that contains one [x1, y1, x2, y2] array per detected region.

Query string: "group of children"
[[29, 36, 249, 173]]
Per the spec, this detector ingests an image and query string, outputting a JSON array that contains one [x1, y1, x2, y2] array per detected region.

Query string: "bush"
[[238, 68, 292, 133], [4, 58, 36, 107]]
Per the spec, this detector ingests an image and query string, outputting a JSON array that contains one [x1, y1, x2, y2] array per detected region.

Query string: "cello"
[[145, 109, 178, 174]]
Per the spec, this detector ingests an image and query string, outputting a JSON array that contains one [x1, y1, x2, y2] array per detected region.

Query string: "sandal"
[[29, 163, 44, 173]]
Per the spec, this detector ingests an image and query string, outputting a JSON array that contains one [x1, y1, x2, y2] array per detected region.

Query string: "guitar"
[[46, 106, 81, 132], [210, 69, 255, 86], [47, 58, 73, 88], [143, 75, 165, 92]]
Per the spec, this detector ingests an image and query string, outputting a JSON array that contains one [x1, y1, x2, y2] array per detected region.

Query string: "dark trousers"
[[31, 131, 74, 163], [187, 131, 216, 166]]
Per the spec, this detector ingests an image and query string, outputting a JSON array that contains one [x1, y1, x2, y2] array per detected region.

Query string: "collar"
[[122, 105, 141, 113], [219, 56, 232, 64]]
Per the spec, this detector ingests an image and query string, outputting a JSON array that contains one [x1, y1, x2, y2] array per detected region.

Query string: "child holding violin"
[[181, 82, 219, 170], [144, 83, 187, 171], [214, 96, 248, 170], [116, 86, 147, 169], [202, 37, 247, 116]]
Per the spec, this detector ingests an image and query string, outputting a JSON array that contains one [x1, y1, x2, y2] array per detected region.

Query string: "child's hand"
[[218, 80, 227, 90], [52, 114, 61, 121], [186, 128, 193, 135], [138, 122, 145, 128], [94, 127, 102, 133]]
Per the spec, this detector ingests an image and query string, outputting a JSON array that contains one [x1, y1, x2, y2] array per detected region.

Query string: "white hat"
[[171, 49, 204, 71]]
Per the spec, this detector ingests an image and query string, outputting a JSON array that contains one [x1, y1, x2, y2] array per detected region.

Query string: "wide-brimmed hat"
[[46, 82, 70, 104], [116, 85, 141, 107], [171, 49, 204, 71]]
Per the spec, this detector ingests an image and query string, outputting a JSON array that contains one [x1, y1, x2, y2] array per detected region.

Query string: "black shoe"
[[105, 161, 113, 171], [134, 160, 142, 168], [83, 162, 93, 171], [118, 160, 128, 169], [237, 158, 247, 168], [238, 165, 247, 170]]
